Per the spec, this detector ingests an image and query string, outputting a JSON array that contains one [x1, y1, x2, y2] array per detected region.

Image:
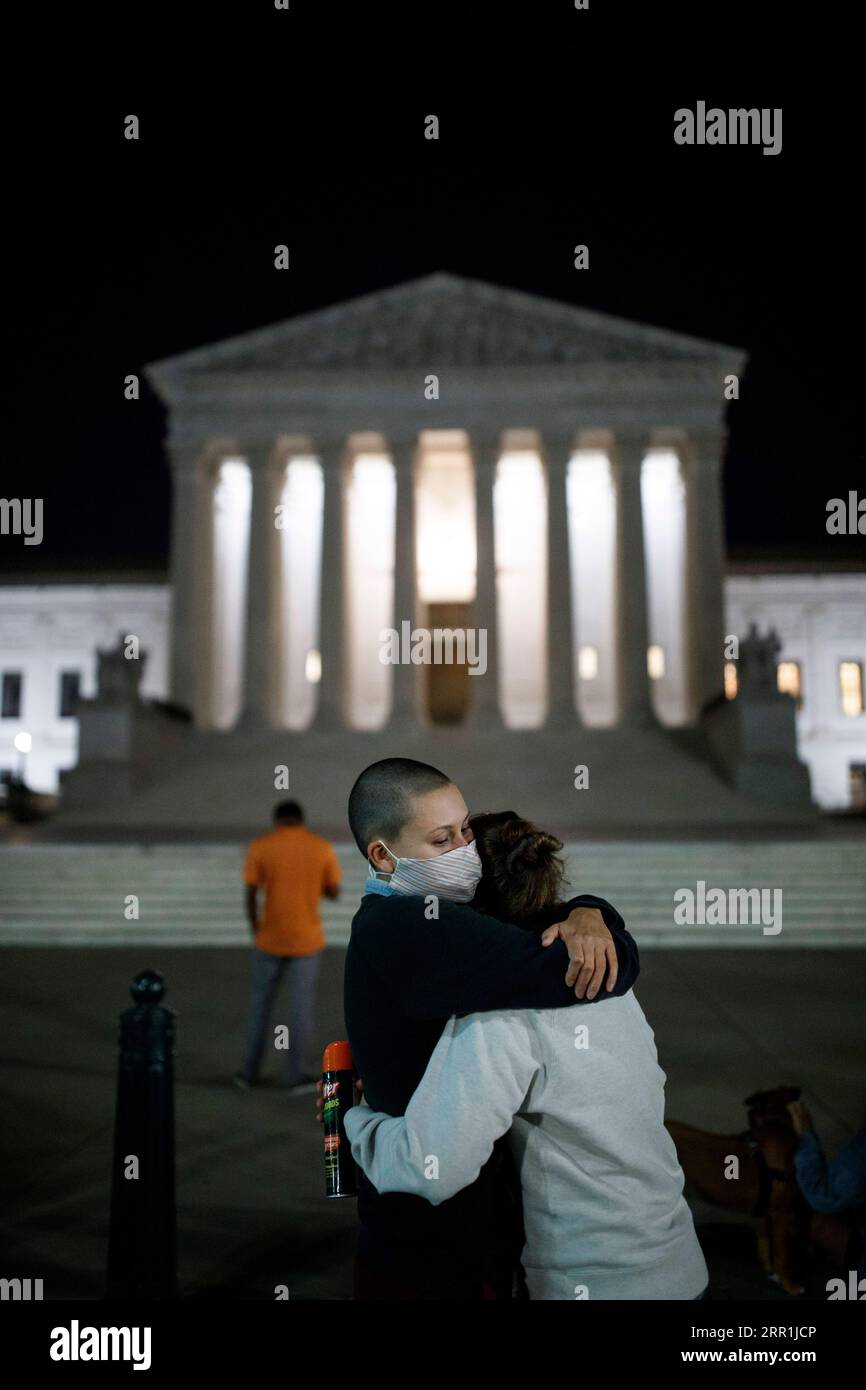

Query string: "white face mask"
[[374, 838, 483, 904]]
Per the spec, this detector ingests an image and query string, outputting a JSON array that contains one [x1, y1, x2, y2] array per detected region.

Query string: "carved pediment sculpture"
[[145, 272, 741, 387]]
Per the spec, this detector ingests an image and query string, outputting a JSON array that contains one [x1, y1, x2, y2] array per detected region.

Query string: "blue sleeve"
[[793, 1125, 866, 1214]]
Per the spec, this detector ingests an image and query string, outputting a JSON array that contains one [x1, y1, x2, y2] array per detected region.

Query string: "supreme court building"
[[151, 273, 738, 739], [7, 274, 858, 830]]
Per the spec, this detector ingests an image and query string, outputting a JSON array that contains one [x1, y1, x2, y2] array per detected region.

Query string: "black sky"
[[6, 5, 863, 574]]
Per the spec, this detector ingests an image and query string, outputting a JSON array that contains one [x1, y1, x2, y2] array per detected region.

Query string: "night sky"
[[6, 7, 862, 575]]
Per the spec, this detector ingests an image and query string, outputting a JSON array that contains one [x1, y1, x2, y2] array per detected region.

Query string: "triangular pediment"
[[146, 272, 741, 382]]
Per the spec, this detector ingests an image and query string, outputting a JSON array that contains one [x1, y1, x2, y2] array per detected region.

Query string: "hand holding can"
[[322, 1040, 358, 1198]]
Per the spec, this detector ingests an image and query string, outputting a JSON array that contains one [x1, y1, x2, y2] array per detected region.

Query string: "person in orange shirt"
[[234, 800, 342, 1093]]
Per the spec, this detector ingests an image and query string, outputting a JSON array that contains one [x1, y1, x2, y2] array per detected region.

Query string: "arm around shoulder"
[[561, 893, 640, 995]]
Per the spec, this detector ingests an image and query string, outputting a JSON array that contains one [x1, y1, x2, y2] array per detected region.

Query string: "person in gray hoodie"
[[344, 811, 709, 1301]]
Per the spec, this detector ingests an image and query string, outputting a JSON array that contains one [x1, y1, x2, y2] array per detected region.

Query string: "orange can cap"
[[322, 1040, 353, 1072]]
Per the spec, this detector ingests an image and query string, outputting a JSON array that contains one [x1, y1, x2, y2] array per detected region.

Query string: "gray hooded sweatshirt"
[[344, 989, 708, 1300]]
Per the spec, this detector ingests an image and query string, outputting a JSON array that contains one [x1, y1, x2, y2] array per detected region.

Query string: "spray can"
[[322, 1040, 357, 1198]]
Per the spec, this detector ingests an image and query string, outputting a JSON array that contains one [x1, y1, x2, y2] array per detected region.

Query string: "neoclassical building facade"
[[147, 274, 740, 739], [7, 275, 858, 828]]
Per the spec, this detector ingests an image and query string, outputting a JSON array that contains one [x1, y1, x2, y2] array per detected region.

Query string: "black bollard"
[[105, 970, 177, 1299]]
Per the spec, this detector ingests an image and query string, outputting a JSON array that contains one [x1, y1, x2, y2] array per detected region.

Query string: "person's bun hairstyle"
[[480, 815, 567, 923]]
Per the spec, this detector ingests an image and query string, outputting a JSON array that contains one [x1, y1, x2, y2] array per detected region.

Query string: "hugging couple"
[[338, 756, 708, 1302]]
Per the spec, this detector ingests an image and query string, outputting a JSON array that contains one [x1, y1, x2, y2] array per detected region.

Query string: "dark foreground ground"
[[1, 945, 864, 1301]]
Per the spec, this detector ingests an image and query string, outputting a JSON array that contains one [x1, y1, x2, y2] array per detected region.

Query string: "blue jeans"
[[240, 947, 322, 1085]]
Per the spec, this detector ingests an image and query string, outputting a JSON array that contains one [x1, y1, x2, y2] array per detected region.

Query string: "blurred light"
[[346, 454, 395, 729], [305, 649, 322, 684], [578, 645, 599, 680], [568, 452, 616, 726], [417, 443, 475, 602], [777, 660, 802, 707], [724, 662, 738, 700], [840, 661, 864, 717], [280, 457, 323, 728], [14, 731, 32, 753], [495, 452, 546, 727], [647, 644, 665, 680], [641, 450, 687, 722]]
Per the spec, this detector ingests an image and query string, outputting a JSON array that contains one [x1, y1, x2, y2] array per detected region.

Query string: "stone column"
[[389, 433, 420, 729], [193, 456, 220, 727], [166, 441, 203, 715], [178, 446, 222, 728], [542, 431, 580, 728], [314, 439, 348, 730], [465, 432, 502, 729], [239, 443, 280, 728], [684, 426, 727, 718], [612, 432, 654, 726]]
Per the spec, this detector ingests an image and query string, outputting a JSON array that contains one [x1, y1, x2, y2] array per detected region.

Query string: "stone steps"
[[1, 842, 864, 948]]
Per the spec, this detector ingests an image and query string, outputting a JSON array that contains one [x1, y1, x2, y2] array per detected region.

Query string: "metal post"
[[106, 970, 177, 1299]]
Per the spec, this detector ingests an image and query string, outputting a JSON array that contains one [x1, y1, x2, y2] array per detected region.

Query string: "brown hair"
[[471, 812, 567, 925]]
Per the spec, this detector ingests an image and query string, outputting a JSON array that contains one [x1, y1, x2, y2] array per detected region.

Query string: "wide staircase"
[[1, 841, 863, 947]]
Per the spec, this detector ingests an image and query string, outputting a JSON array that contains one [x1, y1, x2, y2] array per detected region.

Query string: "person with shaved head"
[[338, 757, 638, 1300]]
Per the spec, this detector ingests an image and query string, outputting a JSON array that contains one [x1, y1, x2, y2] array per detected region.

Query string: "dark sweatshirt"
[[343, 883, 640, 1292]]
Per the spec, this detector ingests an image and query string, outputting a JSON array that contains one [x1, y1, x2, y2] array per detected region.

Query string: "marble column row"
[[167, 427, 726, 731]]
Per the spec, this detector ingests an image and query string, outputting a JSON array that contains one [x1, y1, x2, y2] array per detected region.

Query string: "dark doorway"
[[424, 602, 472, 724]]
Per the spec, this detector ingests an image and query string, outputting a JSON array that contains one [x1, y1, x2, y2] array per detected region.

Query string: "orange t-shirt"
[[243, 825, 341, 956]]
